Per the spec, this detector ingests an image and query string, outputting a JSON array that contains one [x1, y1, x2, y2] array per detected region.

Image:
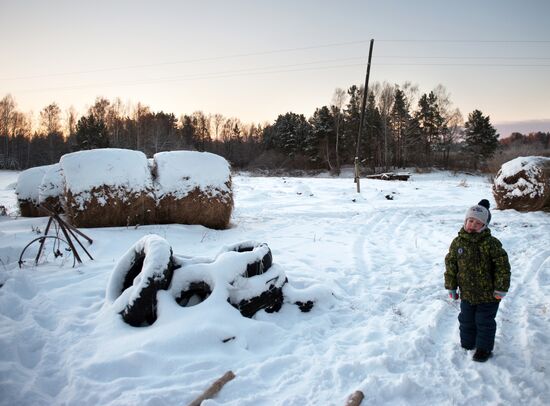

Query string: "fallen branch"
[[187, 371, 236, 406], [345, 390, 364, 406], [366, 173, 410, 181]]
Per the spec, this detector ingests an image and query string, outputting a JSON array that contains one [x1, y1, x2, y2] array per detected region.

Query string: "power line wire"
[[377, 39, 550, 43], [12, 60, 550, 94], [2, 38, 549, 81]]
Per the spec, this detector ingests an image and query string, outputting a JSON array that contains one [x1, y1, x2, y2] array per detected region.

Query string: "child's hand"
[[448, 290, 459, 300], [494, 291, 507, 300]]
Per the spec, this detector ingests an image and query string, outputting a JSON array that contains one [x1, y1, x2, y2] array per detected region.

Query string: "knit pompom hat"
[[465, 199, 491, 229]]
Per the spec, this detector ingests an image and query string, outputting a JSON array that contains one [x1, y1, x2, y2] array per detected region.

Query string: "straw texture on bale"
[[18, 200, 44, 217], [65, 186, 157, 228], [156, 181, 234, 230], [153, 151, 233, 229], [492, 156, 550, 212], [16, 164, 54, 217], [60, 148, 156, 228]]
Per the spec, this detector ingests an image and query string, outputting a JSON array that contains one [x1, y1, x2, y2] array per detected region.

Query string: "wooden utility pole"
[[354, 39, 374, 193]]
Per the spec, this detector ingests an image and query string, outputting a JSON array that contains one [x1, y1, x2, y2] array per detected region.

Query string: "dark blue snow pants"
[[459, 300, 500, 352]]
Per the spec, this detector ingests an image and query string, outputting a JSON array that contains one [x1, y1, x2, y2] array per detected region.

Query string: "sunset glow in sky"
[[1, 0, 549, 132]]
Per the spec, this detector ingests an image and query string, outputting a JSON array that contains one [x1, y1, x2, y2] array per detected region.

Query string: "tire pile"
[[106, 235, 311, 327]]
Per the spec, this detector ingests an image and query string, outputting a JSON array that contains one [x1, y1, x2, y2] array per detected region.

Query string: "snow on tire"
[[106, 235, 178, 327], [222, 240, 273, 277], [231, 272, 287, 318]]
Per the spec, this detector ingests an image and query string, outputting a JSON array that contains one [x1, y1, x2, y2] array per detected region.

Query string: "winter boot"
[[473, 349, 492, 362]]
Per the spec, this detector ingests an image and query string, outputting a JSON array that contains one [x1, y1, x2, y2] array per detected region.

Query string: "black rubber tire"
[[231, 275, 287, 318], [175, 281, 212, 307], [120, 254, 178, 327], [230, 241, 272, 277]]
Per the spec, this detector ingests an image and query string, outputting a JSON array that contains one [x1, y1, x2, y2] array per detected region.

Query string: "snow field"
[[0, 170, 549, 405]]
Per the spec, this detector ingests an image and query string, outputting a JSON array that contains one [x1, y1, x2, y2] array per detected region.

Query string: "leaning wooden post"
[[354, 157, 361, 193], [187, 371, 236, 406], [345, 390, 364, 406], [354, 38, 374, 193]]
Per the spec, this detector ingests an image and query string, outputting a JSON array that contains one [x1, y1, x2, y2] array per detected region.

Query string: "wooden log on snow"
[[492, 156, 550, 212], [365, 173, 410, 181], [345, 390, 365, 406], [187, 371, 236, 406]]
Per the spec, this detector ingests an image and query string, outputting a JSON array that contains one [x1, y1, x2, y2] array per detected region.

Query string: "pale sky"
[[1, 0, 549, 133]]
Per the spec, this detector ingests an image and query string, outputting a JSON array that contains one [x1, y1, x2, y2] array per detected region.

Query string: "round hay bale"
[[492, 156, 550, 212], [64, 186, 157, 228], [153, 151, 233, 229], [156, 185, 233, 230], [16, 164, 55, 217], [38, 163, 65, 214], [60, 148, 156, 227]]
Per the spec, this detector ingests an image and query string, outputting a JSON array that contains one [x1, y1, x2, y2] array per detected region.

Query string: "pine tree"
[[307, 106, 335, 168], [75, 113, 109, 151], [390, 89, 410, 167], [270, 112, 311, 157], [414, 91, 444, 165], [342, 85, 362, 163], [363, 93, 382, 170], [463, 109, 499, 169]]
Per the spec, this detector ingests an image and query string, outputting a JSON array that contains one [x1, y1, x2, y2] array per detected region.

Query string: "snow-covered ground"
[[0, 169, 549, 405]]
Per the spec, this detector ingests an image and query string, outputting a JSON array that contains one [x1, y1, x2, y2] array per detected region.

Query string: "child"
[[444, 199, 511, 362]]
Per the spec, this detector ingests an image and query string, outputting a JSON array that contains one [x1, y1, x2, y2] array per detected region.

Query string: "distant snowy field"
[[0, 169, 549, 406]]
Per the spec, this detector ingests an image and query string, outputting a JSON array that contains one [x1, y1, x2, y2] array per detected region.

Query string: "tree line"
[[1, 84, 547, 173]]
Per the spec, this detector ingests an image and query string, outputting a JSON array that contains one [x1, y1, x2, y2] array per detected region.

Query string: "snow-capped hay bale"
[[106, 235, 178, 327], [60, 148, 156, 227], [154, 151, 233, 229], [16, 164, 55, 217], [38, 163, 65, 214], [492, 156, 550, 212]]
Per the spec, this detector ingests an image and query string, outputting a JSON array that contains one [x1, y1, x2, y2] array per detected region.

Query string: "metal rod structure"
[[34, 216, 54, 264]]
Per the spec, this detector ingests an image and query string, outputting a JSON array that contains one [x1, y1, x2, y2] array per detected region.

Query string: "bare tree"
[[39, 103, 62, 135], [441, 108, 463, 165], [400, 81, 419, 112], [65, 106, 78, 139], [133, 102, 150, 151], [0, 94, 16, 162], [89, 97, 110, 122], [432, 84, 459, 165], [377, 82, 395, 169], [212, 113, 224, 141], [107, 98, 126, 147], [191, 111, 211, 150], [331, 88, 347, 174]]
